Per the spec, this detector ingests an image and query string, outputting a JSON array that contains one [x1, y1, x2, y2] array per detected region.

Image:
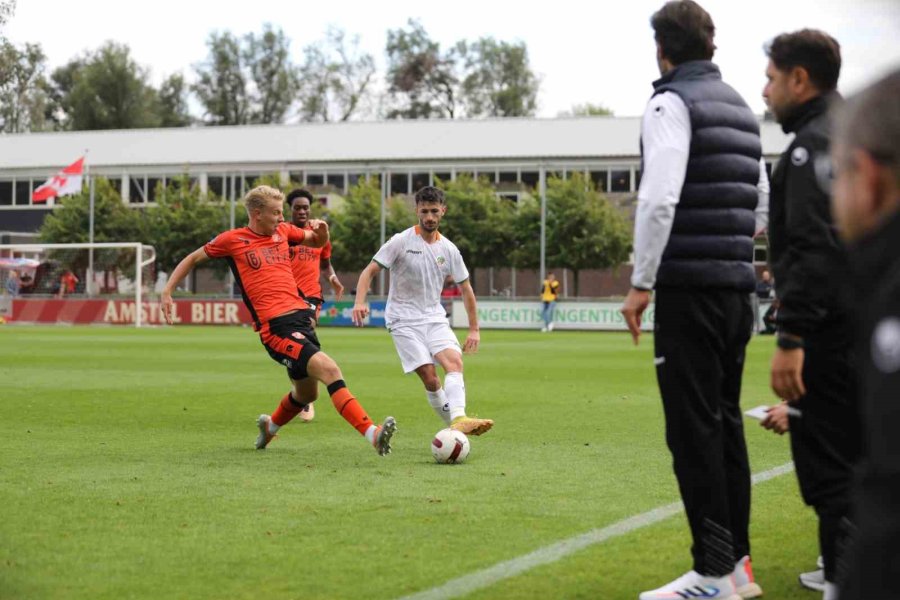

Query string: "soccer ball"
[[431, 428, 470, 464]]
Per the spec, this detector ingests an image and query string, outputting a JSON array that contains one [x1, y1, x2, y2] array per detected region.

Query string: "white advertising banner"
[[452, 300, 655, 331]]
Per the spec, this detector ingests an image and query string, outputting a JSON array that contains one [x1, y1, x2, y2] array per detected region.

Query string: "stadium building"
[[0, 116, 790, 296]]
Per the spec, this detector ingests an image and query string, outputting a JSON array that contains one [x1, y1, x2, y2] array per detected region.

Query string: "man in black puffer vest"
[[621, 2, 769, 599], [763, 30, 860, 600]]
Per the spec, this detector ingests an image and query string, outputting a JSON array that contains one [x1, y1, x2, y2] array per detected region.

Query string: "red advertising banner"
[[8, 298, 253, 325]]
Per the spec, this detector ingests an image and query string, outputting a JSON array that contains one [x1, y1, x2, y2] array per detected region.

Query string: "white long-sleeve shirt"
[[631, 92, 770, 290]]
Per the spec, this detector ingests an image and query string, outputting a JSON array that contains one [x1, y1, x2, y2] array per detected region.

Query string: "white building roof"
[[0, 116, 792, 172]]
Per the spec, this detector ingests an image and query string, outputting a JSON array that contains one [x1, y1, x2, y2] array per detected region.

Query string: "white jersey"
[[373, 226, 469, 328]]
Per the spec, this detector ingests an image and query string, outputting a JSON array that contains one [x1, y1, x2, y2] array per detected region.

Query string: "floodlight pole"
[[539, 166, 547, 286], [88, 171, 95, 297]]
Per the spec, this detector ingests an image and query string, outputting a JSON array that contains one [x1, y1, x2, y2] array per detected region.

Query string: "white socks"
[[426, 389, 452, 425], [444, 372, 466, 421]]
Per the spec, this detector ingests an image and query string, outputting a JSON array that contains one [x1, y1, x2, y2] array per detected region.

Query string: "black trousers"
[[789, 328, 860, 583], [654, 288, 754, 577]]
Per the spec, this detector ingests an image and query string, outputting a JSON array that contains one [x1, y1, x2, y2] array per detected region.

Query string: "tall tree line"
[[0, 15, 581, 133]]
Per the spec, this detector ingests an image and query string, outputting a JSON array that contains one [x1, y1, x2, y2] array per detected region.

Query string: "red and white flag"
[[32, 157, 85, 203]]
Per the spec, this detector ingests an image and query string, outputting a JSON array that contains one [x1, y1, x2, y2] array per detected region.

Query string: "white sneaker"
[[823, 581, 838, 600], [733, 556, 763, 598], [548, 323, 554, 331], [799, 556, 825, 592], [799, 568, 825, 592], [639, 570, 742, 600]]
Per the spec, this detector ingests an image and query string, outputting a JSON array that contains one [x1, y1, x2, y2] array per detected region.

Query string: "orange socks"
[[328, 380, 373, 435], [271, 392, 305, 427]]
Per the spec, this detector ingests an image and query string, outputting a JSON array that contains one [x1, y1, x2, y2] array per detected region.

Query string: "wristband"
[[776, 333, 804, 350]]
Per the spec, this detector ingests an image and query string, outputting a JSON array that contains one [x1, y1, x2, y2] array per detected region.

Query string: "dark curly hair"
[[414, 186, 445, 205], [286, 188, 314, 207]]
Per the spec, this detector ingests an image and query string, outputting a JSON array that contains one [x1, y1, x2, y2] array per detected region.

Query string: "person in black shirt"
[[763, 29, 860, 600], [831, 68, 900, 600]]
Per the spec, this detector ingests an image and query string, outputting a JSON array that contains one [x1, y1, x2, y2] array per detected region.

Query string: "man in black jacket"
[[621, 2, 768, 598], [831, 68, 900, 600], [763, 29, 860, 600]]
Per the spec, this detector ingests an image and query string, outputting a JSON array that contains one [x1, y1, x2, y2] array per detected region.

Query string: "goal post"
[[0, 242, 156, 327]]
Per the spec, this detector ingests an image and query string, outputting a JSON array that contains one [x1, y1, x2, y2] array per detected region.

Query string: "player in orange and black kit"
[[286, 188, 345, 423], [160, 185, 396, 455]]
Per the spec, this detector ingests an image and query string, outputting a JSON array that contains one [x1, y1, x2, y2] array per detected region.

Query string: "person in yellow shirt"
[[540, 272, 560, 332]]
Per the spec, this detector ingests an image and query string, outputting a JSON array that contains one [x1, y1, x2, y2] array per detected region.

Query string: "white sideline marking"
[[396, 462, 794, 600]]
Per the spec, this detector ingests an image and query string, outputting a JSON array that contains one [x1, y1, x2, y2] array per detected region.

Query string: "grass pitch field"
[[1, 326, 817, 599]]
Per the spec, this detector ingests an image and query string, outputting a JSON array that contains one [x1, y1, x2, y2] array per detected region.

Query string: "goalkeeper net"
[[0, 242, 157, 327]]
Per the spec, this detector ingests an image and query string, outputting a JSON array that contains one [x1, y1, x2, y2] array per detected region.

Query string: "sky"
[[4, 0, 900, 119]]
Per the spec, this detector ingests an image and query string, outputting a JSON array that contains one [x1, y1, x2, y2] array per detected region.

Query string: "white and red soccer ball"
[[431, 428, 470, 464]]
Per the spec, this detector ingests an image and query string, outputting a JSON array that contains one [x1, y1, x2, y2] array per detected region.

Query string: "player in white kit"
[[352, 186, 493, 436]]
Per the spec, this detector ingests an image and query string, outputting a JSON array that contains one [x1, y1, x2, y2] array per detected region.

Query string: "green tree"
[[157, 73, 192, 127], [0, 40, 50, 132], [193, 31, 249, 125], [0, 0, 14, 29], [245, 24, 299, 124], [461, 38, 539, 117], [545, 173, 632, 294], [297, 27, 375, 122], [38, 178, 144, 283], [142, 177, 232, 275], [384, 19, 462, 119], [327, 177, 412, 272], [558, 102, 614, 117], [440, 175, 517, 282], [50, 42, 161, 130]]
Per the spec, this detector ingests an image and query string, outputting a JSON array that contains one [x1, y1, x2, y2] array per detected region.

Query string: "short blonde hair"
[[244, 185, 285, 213]]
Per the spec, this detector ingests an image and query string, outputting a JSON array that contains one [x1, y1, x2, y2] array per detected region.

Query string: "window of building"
[[109, 177, 123, 198], [433, 172, 451, 184], [390, 172, 409, 195], [306, 173, 325, 186], [241, 173, 260, 193], [411, 172, 430, 192], [289, 170, 304, 184], [546, 170, 563, 182], [498, 171, 518, 184], [15, 180, 31, 205], [130, 177, 146, 203], [496, 191, 519, 203], [610, 170, 630, 192], [348, 173, 364, 188], [521, 171, 539, 188], [146, 177, 163, 203], [0, 180, 12, 206], [476, 169, 496, 183], [590, 170, 608, 192], [327, 173, 345, 192], [207, 176, 225, 198]]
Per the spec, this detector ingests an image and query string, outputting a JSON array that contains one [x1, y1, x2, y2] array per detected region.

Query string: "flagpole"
[[87, 155, 94, 297]]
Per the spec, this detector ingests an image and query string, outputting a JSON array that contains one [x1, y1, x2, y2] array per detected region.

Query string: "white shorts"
[[390, 321, 462, 373]]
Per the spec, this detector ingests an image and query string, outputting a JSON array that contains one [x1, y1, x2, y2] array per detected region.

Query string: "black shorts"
[[258, 310, 321, 379], [301, 293, 324, 323]]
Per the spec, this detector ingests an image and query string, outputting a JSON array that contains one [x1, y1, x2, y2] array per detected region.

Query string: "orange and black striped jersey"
[[204, 223, 310, 328]]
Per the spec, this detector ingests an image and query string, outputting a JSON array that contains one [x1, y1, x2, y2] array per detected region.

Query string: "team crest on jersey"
[[436, 256, 446, 265], [272, 234, 283, 243], [245, 250, 262, 270]]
